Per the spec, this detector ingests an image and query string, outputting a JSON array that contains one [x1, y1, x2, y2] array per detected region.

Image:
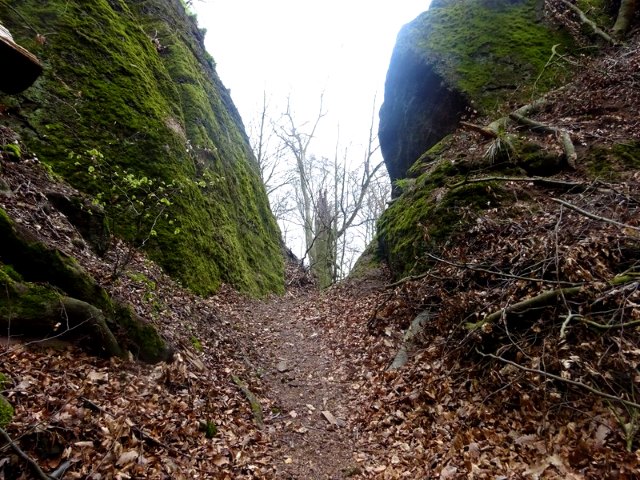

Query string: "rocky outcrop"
[[0, 0, 283, 296], [379, 0, 570, 187], [379, 46, 468, 187]]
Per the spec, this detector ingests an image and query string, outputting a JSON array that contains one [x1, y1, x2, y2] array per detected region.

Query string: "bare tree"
[[275, 95, 327, 267], [252, 93, 387, 286]]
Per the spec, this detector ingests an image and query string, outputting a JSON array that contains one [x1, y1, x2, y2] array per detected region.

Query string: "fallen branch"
[[384, 272, 429, 289], [466, 286, 583, 330], [509, 113, 577, 168], [426, 253, 581, 286], [468, 273, 638, 330], [487, 94, 554, 133], [552, 198, 640, 232], [460, 121, 498, 139], [448, 175, 589, 191], [0, 426, 53, 480], [558, 0, 618, 45], [561, 313, 640, 337], [477, 350, 640, 410], [231, 376, 264, 428]]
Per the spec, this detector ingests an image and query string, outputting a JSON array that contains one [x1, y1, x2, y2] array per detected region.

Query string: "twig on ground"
[[477, 349, 640, 410], [448, 176, 590, 190], [384, 272, 430, 289], [0, 427, 53, 480], [231, 376, 264, 428], [552, 198, 640, 231], [426, 253, 581, 286]]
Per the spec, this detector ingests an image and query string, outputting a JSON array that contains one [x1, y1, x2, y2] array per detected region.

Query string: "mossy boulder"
[[0, 208, 171, 362], [0, 0, 284, 296], [378, 157, 505, 276], [585, 141, 640, 180], [379, 0, 574, 185]]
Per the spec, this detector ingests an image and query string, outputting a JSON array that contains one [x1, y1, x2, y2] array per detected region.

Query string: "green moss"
[[0, 208, 111, 310], [190, 336, 203, 352], [2, 0, 283, 296], [348, 241, 382, 279], [585, 142, 640, 180], [0, 395, 13, 428], [378, 157, 505, 276], [0, 277, 60, 321], [204, 420, 217, 438], [403, 0, 574, 112], [113, 303, 171, 363], [0, 143, 21, 160], [408, 136, 455, 177], [0, 373, 10, 390]]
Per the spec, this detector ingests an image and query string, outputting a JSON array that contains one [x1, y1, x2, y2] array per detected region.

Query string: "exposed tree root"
[[232, 375, 264, 428], [558, 0, 618, 45]]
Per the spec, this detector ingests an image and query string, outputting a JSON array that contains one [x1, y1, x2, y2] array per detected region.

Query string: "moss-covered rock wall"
[[0, 0, 284, 295], [379, 0, 572, 186]]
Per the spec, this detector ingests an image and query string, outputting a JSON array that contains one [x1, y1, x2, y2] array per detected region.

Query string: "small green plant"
[[0, 143, 21, 160], [190, 336, 203, 352], [198, 419, 217, 438], [204, 420, 217, 438], [393, 178, 416, 195], [195, 170, 225, 190], [70, 149, 182, 279], [608, 397, 640, 452], [0, 396, 12, 428]]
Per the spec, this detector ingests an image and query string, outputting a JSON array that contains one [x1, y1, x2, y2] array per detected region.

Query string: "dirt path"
[[235, 291, 364, 479]]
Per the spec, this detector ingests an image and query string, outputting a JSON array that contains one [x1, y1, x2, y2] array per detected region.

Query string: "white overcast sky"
[[194, 1, 430, 160]]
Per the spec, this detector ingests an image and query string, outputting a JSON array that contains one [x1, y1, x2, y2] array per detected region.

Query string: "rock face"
[[378, 0, 568, 187], [379, 45, 468, 187], [0, 0, 283, 295]]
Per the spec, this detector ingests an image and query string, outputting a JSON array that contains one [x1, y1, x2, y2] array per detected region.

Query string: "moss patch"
[[378, 155, 507, 276], [401, 0, 574, 112], [1, 0, 283, 296], [585, 141, 640, 180], [0, 395, 13, 428], [113, 303, 171, 363]]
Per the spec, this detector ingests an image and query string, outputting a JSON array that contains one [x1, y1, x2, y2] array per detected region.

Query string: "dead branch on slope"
[[477, 350, 640, 410], [0, 427, 53, 480]]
